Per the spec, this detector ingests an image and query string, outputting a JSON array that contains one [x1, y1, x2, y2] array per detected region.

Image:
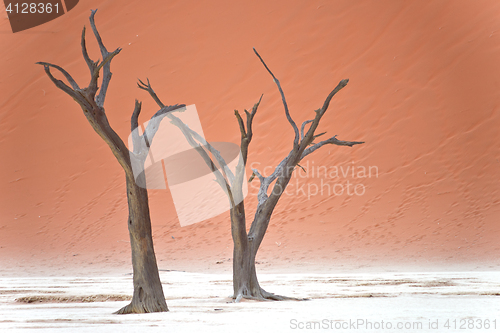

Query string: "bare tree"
[[137, 48, 364, 302], [37, 10, 184, 314]]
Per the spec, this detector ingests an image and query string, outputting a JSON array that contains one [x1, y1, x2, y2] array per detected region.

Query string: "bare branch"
[[320, 79, 349, 115], [247, 150, 295, 209], [234, 110, 247, 138], [235, 94, 263, 166], [81, 26, 96, 73], [89, 10, 107, 54], [300, 119, 313, 141], [245, 94, 262, 141], [311, 131, 327, 143], [251, 168, 265, 183], [131, 99, 142, 132], [88, 9, 121, 107], [301, 135, 364, 160], [36, 63, 93, 111], [136, 78, 233, 181], [181, 121, 235, 186], [299, 79, 349, 153], [138, 78, 165, 108], [153, 103, 185, 119], [248, 171, 256, 183], [36, 62, 80, 91], [144, 104, 186, 148], [129, 100, 144, 154], [296, 164, 306, 173], [88, 48, 121, 102], [167, 112, 235, 203], [253, 48, 299, 146]]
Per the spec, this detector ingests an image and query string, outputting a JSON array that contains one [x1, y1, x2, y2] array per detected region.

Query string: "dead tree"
[[36, 10, 184, 314], [138, 48, 364, 301]]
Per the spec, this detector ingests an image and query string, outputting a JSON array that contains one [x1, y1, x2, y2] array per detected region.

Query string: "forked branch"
[[300, 119, 314, 141], [89, 9, 117, 107], [253, 48, 299, 147], [234, 94, 262, 165], [37, 10, 176, 178], [36, 63, 87, 108], [299, 79, 349, 153]]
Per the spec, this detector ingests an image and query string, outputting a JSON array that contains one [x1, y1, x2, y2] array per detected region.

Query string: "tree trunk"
[[37, 11, 179, 314], [231, 205, 291, 301], [232, 241, 262, 300], [232, 233, 292, 301], [115, 174, 168, 314]]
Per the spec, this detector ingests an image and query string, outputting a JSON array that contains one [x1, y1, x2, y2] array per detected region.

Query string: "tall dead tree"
[[37, 10, 184, 313], [138, 48, 364, 301], [231, 49, 364, 301]]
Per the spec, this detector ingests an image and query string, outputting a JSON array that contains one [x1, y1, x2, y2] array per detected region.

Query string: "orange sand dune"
[[0, 0, 499, 275]]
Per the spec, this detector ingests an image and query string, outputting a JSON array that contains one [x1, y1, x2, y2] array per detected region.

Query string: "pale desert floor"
[[1, 270, 499, 332]]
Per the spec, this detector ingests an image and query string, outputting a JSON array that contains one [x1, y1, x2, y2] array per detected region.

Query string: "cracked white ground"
[[1, 271, 499, 332]]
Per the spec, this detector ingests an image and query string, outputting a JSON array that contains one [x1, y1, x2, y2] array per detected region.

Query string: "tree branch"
[[81, 26, 96, 74], [35, 63, 92, 110], [234, 94, 262, 166], [88, 9, 121, 107], [130, 100, 143, 154], [251, 168, 265, 183], [245, 94, 262, 142], [299, 79, 349, 155], [301, 135, 364, 160], [137, 79, 235, 190], [138, 78, 165, 108], [167, 113, 235, 203], [253, 48, 299, 147], [300, 119, 314, 141], [131, 100, 142, 132], [320, 78, 349, 116], [235, 110, 247, 138], [143, 104, 186, 148], [89, 48, 121, 102], [36, 62, 80, 91]]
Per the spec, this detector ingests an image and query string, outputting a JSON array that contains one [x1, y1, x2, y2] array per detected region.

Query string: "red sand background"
[[1, 0, 499, 275]]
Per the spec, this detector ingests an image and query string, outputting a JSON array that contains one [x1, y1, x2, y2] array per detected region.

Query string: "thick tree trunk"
[[232, 233, 293, 301], [115, 174, 168, 314], [232, 241, 261, 300], [230, 201, 252, 298], [231, 205, 294, 301]]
